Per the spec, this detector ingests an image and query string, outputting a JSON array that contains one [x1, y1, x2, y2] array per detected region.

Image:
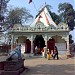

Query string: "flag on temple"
[[39, 15, 42, 18], [29, 0, 32, 4], [36, 15, 42, 23]]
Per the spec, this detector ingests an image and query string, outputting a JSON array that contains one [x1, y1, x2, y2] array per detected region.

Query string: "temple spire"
[[38, 2, 46, 12], [45, 2, 46, 6]]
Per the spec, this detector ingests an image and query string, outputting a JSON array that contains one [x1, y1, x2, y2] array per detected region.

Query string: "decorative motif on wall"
[[10, 22, 69, 32]]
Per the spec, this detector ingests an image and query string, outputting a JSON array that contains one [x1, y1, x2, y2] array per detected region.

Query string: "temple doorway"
[[52, 35, 66, 54], [25, 39, 31, 53], [34, 35, 45, 54], [47, 38, 55, 54], [16, 36, 27, 53], [16, 36, 31, 53]]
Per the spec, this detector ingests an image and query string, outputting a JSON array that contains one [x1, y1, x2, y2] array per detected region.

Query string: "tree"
[[46, 5, 61, 24], [58, 3, 75, 30], [7, 7, 33, 25], [0, 0, 10, 32], [50, 12, 61, 24], [69, 34, 74, 44]]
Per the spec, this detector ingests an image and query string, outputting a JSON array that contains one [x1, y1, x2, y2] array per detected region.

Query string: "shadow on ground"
[[21, 64, 75, 75]]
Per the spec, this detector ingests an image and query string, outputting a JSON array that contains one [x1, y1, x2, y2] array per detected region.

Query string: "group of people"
[[47, 46, 59, 60], [50, 46, 59, 60], [34, 45, 59, 60]]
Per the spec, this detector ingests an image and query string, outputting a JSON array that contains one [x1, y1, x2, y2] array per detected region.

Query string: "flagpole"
[[45, 0, 47, 5], [29, 0, 38, 14], [28, 0, 47, 16], [32, 1, 38, 13], [38, 2, 46, 12]]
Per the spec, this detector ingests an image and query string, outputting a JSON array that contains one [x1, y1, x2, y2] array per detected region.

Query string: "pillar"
[[11, 34, 14, 51], [44, 35, 48, 47], [66, 35, 71, 58], [31, 35, 34, 53]]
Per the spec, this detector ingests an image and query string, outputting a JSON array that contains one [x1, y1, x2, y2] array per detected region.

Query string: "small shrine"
[[8, 6, 70, 56]]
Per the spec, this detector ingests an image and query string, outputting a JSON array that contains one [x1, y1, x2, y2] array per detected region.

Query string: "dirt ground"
[[0, 54, 75, 75], [21, 54, 75, 75]]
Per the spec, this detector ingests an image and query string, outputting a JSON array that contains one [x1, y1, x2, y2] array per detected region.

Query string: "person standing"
[[35, 46, 38, 55], [51, 50, 54, 58], [53, 46, 59, 60], [47, 49, 50, 60]]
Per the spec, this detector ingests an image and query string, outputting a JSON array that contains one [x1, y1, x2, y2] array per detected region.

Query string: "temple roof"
[[30, 6, 57, 28], [9, 5, 69, 32]]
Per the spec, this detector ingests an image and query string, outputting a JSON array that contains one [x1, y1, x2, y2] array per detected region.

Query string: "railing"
[[11, 27, 69, 32]]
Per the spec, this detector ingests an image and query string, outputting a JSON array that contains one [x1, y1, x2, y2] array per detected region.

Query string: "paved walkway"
[[21, 54, 75, 75]]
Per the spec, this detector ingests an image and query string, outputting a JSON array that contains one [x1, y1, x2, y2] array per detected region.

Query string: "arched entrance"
[[17, 36, 27, 43], [16, 36, 27, 53], [34, 35, 45, 54], [52, 35, 66, 54], [47, 38, 55, 53], [16, 36, 31, 53], [15, 36, 31, 53], [25, 39, 31, 53]]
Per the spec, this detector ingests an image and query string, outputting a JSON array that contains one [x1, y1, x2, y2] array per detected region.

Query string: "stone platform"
[[0, 59, 25, 75]]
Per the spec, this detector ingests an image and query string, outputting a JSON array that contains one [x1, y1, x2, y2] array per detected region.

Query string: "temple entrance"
[[34, 35, 45, 54], [17, 36, 27, 43], [25, 39, 31, 53], [16, 36, 31, 53], [47, 38, 55, 54], [52, 35, 66, 54], [16, 36, 27, 53]]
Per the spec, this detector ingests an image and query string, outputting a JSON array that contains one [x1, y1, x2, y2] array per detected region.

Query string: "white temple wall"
[[55, 43, 66, 55], [9, 31, 70, 56]]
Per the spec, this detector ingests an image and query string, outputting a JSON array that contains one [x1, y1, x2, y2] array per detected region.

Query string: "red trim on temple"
[[43, 10, 50, 25]]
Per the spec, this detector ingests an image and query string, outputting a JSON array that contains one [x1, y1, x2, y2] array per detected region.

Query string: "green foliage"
[[0, 0, 10, 32], [7, 7, 33, 25], [50, 12, 61, 24], [46, 5, 62, 24], [58, 3, 75, 30], [69, 34, 74, 44]]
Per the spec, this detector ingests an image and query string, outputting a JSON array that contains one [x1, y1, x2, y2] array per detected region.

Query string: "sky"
[[8, 0, 74, 17], [7, 0, 75, 42]]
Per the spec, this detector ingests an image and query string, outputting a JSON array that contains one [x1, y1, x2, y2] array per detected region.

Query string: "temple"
[[8, 6, 70, 56]]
